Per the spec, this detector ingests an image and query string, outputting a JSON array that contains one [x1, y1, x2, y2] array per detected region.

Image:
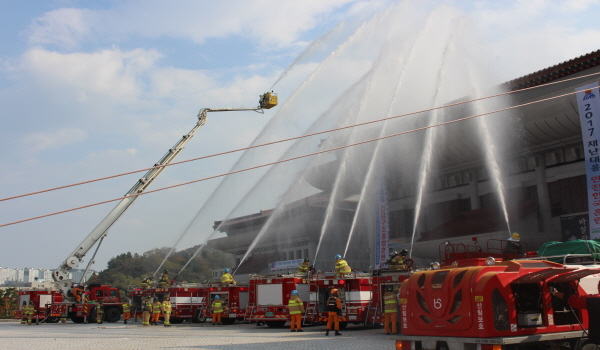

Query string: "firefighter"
[[159, 269, 170, 288], [141, 296, 152, 326], [288, 290, 305, 332], [502, 233, 524, 256], [141, 276, 152, 289], [387, 250, 408, 270], [211, 295, 223, 325], [26, 300, 35, 325], [151, 297, 162, 325], [552, 280, 600, 343], [383, 286, 399, 334], [73, 284, 84, 302], [221, 268, 236, 286], [335, 254, 352, 277], [297, 259, 310, 274], [96, 299, 104, 324], [325, 289, 342, 336], [122, 298, 131, 324], [20, 301, 27, 324], [162, 296, 172, 327]]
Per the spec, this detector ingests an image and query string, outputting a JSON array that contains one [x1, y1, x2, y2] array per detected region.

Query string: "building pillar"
[[535, 155, 552, 232], [469, 171, 481, 210]]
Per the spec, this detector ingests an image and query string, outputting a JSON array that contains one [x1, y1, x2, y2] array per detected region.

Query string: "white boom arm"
[[53, 93, 278, 297]]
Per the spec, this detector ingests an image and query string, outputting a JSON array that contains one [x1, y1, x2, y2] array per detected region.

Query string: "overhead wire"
[[2, 71, 598, 204], [0, 86, 590, 228]]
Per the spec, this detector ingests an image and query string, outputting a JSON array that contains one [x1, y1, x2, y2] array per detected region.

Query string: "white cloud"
[[24, 127, 87, 152], [26, 1, 357, 51]]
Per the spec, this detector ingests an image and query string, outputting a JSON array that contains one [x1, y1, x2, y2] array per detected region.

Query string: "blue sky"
[[1, 0, 600, 272]]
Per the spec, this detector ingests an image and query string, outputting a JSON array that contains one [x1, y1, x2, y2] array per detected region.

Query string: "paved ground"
[[0, 319, 397, 349]]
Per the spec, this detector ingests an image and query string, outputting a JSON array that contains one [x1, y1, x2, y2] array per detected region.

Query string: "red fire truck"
[[202, 282, 250, 324], [129, 284, 208, 323], [15, 284, 122, 323], [395, 258, 600, 350], [245, 274, 309, 327]]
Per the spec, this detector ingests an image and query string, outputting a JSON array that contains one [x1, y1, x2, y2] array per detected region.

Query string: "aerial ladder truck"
[[16, 92, 278, 323]]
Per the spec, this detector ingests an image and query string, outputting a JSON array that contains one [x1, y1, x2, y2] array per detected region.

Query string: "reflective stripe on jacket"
[[162, 301, 172, 313], [335, 259, 351, 274], [212, 301, 223, 313], [383, 292, 398, 313]]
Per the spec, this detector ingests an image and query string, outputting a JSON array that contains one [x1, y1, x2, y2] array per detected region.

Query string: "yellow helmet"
[[511, 232, 520, 240]]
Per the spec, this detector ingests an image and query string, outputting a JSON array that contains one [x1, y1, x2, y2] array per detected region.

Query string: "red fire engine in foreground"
[[395, 258, 600, 350]]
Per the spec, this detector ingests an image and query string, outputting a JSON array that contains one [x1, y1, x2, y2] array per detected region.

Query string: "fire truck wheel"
[[104, 308, 121, 323], [221, 318, 236, 325], [580, 342, 600, 350], [169, 318, 184, 324], [46, 317, 60, 323], [193, 310, 207, 323], [71, 316, 85, 324], [265, 321, 286, 328]]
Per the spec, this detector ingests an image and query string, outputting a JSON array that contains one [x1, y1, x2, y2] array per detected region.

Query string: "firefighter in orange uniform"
[[73, 284, 84, 302], [383, 286, 399, 334], [151, 297, 162, 325], [552, 280, 600, 343], [288, 290, 305, 332], [325, 289, 342, 336], [122, 298, 131, 324], [142, 296, 152, 326], [162, 296, 172, 327], [334, 254, 351, 277], [211, 295, 223, 325]]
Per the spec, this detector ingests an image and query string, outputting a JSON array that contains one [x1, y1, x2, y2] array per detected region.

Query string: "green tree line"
[[88, 245, 233, 292]]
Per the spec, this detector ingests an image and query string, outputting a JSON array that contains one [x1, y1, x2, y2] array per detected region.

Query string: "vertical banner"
[[375, 171, 389, 268], [576, 83, 600, 239]]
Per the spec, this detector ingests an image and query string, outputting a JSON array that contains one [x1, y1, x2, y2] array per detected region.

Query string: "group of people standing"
[[141, 295, 172, 327]]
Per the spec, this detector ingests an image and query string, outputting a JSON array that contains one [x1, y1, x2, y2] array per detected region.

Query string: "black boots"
[[335, 331, 342, 336], [325, 330, 329, 336]]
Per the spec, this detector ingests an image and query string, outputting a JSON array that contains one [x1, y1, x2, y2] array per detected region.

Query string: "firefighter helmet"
[[335, 254, 342, 259], [291, 290, 299, 296], [386, 286, 394, 292], [165, 296, 170, 300], [214, 295, 220, 300], [331, 288, 339, 295], [163, 269, 168, 273], [304, 258, 309, 262], [400, 249, 408, 256], [511, 232, 520, 240], [224, 268, 230, 273]]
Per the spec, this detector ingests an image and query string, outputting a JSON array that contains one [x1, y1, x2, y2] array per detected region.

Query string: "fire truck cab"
[[396, 258, 600, 350]]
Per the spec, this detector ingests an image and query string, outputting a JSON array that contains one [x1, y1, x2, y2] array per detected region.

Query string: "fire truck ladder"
[[364, 301, 380, 327], [303, 301, 319, 325]]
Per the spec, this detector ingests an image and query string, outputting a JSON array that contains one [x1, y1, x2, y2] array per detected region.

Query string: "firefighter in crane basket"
[[73, 284, 84, 302], [325, 289, 342, 336], [297, 259, 311, 274], [552, 280, 600, 345], [288, 290, 305, 332], [383, 285, 399, 334], [221, 268, 236, 286], [334, 254, 352, 277], [386, 250, 410, 270]]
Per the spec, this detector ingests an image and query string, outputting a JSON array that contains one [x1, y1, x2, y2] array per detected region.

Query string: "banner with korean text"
[[576, 83, 600, 239], [375, 172, 389, 268]]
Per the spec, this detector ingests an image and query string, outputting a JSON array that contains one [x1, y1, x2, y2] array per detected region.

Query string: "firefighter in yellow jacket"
[[211, 295, 223, 325], [27, 301, 36, 325], [122, 298, 131, 324], [220, 268, 236, 286], [297, 259, 310, 274], [387, 250, 408, 270], [383, 286, 399, 334], [334, 254, 351, 277], [288, 290, 305, 332], [162, 296, 172, 327], [20, 301, 27, 324], [151, 298, 162, 325], [142, 296, 152, 326]]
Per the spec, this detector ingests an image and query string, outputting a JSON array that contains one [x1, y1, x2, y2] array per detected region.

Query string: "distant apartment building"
[[0, 267, 95, 287]]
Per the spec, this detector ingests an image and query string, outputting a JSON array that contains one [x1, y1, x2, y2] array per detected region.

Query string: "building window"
[[304, 249, 308, 259], [296, 250, 301, 259], [289, 251, 294, 260], [549, 175, 587, 217]]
